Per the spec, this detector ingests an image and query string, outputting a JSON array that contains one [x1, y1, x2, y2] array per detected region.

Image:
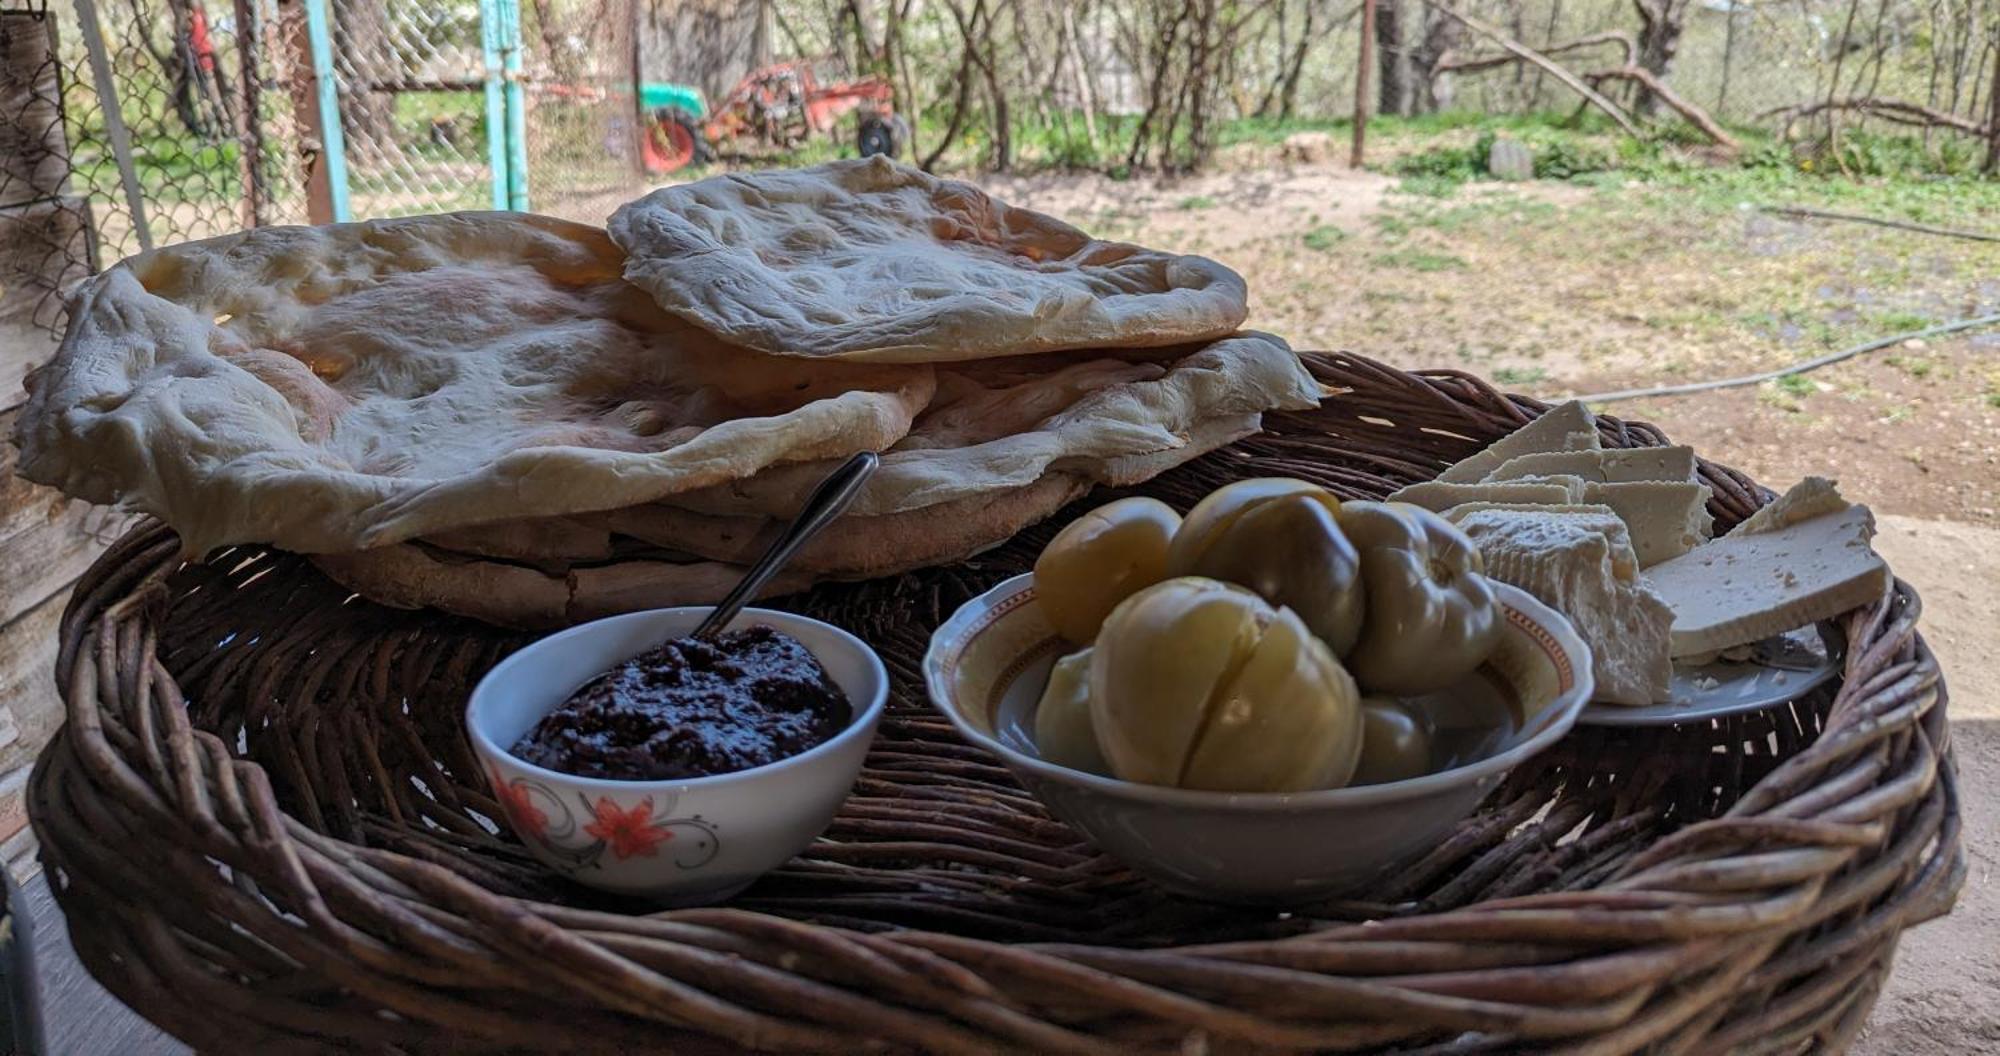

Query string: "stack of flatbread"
[[17, 158, 1318, 628]]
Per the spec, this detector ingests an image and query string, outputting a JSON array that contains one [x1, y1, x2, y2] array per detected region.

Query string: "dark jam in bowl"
[[510, 626, 850, 781]]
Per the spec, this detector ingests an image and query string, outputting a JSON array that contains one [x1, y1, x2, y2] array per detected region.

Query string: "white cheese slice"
[[1454, 508, 1672, 705], [1388, 476, 1586, 512], [1645, 503, 1890, 658], [1442, 502, 1637, 579], [1437, 400, 1599, 484], [1733, 477, 1846, 535], [1483, 445, 1697, 485], [1503, 477, 1713, 567]]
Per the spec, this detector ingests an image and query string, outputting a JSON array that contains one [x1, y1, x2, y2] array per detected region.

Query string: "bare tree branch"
[[1759, 96, 1991, 138], [1434, 30, 1634, 76], [1585, 66, 1739, 151], [1420, 3, 1643, 139]]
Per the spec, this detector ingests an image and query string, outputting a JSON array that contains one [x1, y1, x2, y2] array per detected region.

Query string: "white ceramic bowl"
[[923, 575, 1593, 904], [467, 607, 887, 904]]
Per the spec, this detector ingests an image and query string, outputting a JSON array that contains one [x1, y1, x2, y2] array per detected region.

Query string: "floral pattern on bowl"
[[490, 769, 723, 872]]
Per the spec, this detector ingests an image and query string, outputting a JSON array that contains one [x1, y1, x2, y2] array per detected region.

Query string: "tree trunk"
[[1631, 0, 1687, 117], [1376, 0, 1410, 115], [1414, 7, 1463, 111], [333, 0, 397, 162], [1985, 41, 2000, 173], [1061, 2, 1100, 146], [1278, 0, 1316, 118]]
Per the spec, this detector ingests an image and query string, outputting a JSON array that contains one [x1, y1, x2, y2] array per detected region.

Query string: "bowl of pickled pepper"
[[922, 480, 1596, 902]]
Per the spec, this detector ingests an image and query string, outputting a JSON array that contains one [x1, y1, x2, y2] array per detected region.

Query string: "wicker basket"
[[29, 353, 1961, 1054]]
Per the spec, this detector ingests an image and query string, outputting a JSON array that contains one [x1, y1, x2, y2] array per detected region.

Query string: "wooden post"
[[1, 11, 94, 333], [233, 0, 269, 227], [1352, 0, 1374, 168], [278, 0, 336, 223], [0, 11, 131, 851], [279, 0, 337, 223]]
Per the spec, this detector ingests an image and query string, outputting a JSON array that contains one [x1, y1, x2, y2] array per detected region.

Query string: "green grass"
[[1774, 374, 1816, 397], [1178, 195, 1218, 210], [1873, 310, 1934, 332], [1302, 224, 1346, 251], [1493, 365, 1550, 385], [1394, 174, 1465, 198], [1886, 355, 1937, 378], [1373, 249, 1468, 272]]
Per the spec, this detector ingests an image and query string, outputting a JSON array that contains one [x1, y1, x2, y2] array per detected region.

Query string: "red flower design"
[[585, 796, 675, 860], [491, 772, 549, 840]]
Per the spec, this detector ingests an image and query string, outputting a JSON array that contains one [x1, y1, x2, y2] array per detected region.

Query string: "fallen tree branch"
[[1759, 97, 1990, 138], [1434, 30, 1635, 76], [1576, 313, 2000, 403], [1758, 205, 2000, 243], [1421, 3, 1642, 140], [1584, 66, 1739, 152]]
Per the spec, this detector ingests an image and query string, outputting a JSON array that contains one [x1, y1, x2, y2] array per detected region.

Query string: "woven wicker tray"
[[29, 353, 1962, 1053]]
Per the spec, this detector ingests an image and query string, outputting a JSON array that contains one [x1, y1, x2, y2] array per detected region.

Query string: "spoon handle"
[[692, 451, 880, 639]]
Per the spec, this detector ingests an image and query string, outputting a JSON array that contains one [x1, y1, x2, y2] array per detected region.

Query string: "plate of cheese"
[[1387, 400, 1887, 727]]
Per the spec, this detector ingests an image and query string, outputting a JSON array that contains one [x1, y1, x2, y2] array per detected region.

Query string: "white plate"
[[1578, 624, 1841, 727]]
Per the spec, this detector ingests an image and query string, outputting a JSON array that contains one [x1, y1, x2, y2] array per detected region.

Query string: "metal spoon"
[[691, 451, 880, 640]]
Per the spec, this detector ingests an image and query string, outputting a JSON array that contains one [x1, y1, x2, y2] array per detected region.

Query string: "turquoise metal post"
[[302, 0, 351, 220], [502, 0, 529, 211], [480, 0, 507, 210]]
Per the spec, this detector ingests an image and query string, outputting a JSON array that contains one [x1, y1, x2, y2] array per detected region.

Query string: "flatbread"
[[309, 544, 816, 631], [661, 333, 1315, 519], [609, 157, 1250, 362], [422, 517, 614, 564], [393, 347, 1275, 573], [598, 474, 1092, 575], [16, 212, 936, 558]]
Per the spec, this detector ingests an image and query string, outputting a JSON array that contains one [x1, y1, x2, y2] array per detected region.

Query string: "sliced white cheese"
[[1454, 508, 1672, 705], [1734, 477, 1846, 535], [1503, 477, 1713, 567], [1645, 503, 1890, 658], [1437, 400, 1599, 484], [1483, 445, 1697, 485], [1442, 502, 1637, 579], [1388, 476, 1586, 512]]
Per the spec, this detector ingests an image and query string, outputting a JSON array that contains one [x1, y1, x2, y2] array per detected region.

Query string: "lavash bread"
[[404, 334, 1310, 579], [309, 543, 817, 631], [658, 335, 1308, 520], [16, 213, 936, 558], [19, 187, 1318, 628], [609, 157, 1249, 362]]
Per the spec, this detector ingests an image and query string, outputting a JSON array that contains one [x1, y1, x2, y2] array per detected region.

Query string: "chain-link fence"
[[326, 0, 494, 216], [521, 0, 645, 225], [2, 0, 317, 343], [51, 0, 312, 257]]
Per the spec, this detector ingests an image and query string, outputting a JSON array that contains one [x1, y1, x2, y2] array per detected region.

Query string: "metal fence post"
[[69, 0, 151, 250], [502, 0, 527, 211], [301, 0, 350, 221], [480, 0, 527, 211], [481, 0, 506, 210]]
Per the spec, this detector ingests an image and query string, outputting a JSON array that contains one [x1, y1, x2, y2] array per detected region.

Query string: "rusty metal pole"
[[1352, 0, 1374, 168]]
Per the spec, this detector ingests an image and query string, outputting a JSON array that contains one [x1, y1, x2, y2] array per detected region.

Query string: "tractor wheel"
[[642, 107, 711, 175], [857, 113, 903, 159]]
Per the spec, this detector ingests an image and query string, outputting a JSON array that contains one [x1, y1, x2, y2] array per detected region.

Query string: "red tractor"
[[642, 62, 907, 174]]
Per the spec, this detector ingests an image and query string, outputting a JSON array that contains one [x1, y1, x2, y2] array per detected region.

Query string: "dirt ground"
[[981, 158, 1998, 1053]]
